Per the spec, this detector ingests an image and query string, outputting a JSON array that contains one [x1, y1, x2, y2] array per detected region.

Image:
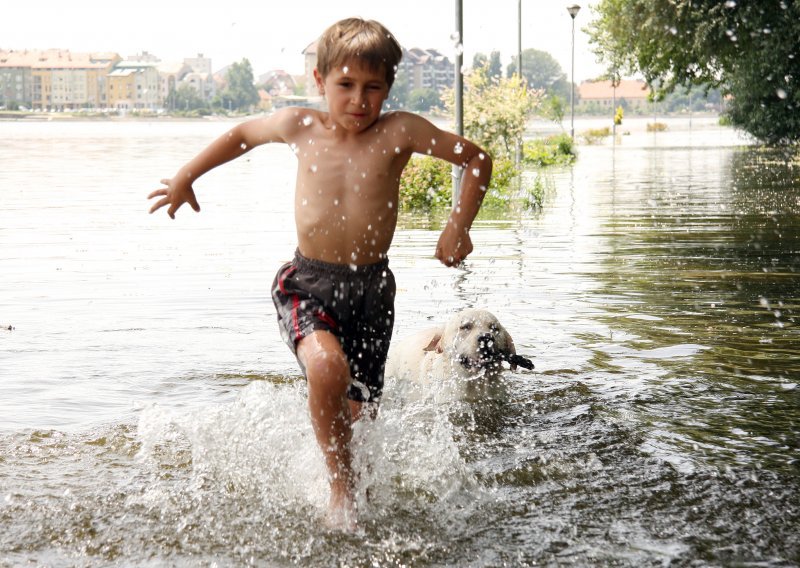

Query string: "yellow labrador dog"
[[385, 309, 534, 400]]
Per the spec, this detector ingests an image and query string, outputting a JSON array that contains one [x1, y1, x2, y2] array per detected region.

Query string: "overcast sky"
[[2, 0, 606, 82]]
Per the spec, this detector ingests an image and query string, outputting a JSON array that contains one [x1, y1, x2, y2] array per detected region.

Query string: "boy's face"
[[315, 60, 389, 133]]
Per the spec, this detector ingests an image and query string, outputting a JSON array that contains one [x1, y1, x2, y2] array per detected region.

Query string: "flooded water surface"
[[1, 118, 798, 566]]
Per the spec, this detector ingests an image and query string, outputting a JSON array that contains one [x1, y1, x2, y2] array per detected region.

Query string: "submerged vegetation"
[[399, 69, 573, 212]]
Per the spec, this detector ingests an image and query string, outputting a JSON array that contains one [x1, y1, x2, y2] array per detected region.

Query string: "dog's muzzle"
[[457, 333, 535, 372]]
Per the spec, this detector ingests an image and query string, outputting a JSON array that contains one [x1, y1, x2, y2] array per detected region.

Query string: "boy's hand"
[[435, 221, 473, 267], [148, 178, 201, 219]]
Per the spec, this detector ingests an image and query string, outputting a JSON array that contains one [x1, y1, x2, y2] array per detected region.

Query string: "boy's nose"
[[351, 90, 367, 106]]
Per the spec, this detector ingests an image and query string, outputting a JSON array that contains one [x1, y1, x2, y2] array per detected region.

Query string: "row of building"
[[1, 44, 653, 114], [0, 49, 217, 111], [0, 42, 457, 112]]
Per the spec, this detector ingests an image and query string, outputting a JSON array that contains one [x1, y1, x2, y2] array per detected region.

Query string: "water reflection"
[[579, 144, 799, 473]]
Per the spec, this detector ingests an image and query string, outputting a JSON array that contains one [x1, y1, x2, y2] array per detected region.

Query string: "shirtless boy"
[[148, 17, 492, 529]]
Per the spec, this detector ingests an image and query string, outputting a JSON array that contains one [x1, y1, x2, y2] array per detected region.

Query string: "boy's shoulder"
[[377, 110, 439, 133], [271, 106, 328, 125]]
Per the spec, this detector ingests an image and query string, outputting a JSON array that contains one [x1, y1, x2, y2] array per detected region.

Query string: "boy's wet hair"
[[316, 18, 403, 89]]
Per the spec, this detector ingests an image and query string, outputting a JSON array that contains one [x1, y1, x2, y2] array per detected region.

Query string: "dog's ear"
[[423, 332, 443, 353]]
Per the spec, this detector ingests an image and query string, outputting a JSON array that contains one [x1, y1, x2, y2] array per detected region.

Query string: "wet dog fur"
[[384, 309, 533, 400]]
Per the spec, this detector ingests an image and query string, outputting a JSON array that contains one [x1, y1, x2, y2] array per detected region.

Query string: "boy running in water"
[[148, 17, 492, 529]]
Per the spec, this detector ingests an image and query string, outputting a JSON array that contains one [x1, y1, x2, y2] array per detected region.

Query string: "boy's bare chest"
[[293, 134, 404, 194]]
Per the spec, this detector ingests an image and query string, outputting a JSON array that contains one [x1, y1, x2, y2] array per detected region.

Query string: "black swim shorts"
[[271, 250, 396, 403]]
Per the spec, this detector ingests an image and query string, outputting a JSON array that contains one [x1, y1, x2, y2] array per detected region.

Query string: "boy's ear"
[[313, 68, 325, 96]]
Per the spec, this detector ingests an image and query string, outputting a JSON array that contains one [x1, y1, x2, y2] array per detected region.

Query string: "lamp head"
[[567, 4, 581, 19]]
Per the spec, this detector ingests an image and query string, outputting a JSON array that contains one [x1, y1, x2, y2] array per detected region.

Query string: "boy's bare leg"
[[297, 330, 359, 529]]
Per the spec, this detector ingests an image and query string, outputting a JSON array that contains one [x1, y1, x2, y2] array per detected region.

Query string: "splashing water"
[[135, 379, 486, 537]]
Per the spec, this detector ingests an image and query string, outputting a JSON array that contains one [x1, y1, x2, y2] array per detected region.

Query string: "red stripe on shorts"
[[291, 293, 301, 342]]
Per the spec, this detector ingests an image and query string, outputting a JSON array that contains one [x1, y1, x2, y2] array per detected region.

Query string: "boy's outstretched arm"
[[435, 146, 493, 266], [402, 113, 493, 266], [148, 112, 289, 218]]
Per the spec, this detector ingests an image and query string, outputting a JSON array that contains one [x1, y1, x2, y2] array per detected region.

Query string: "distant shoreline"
[[0, 111, 248, 122]]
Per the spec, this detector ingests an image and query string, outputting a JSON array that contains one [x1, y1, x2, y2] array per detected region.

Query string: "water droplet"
[[725, 0, 736, 7], [479, 153, 486, 160], [387, 201, 394, 209], [240, 143, 248, 150], [301, 198, 308, 206], [431, 138, 437, 145], [454, 142, 463, 154], [472, 168, 481, 177], [394, 146, 401, 154], [777, 88, 788, 99], [302, 115, 313, 126], [310, 164, 318, 173], [290, 143, 298, 154], [333, 198, 339, 206], [353, 184, 361, 193], [343, 66, 349, 74]]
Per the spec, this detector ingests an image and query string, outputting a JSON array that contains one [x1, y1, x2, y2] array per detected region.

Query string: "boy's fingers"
[[188, 194, 201, 212], [149, 197, 168, 214]]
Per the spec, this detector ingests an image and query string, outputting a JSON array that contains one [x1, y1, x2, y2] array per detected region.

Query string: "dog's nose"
[[477, 333, 495, 352]]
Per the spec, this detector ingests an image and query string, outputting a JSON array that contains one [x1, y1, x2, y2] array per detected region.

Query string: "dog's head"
[[425, 309, 531, 376]]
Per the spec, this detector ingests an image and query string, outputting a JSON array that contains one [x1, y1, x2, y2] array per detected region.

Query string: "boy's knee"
[[304, 349, 350, 394]]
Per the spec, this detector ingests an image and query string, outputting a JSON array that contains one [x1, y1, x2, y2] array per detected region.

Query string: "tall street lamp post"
[[567, 4, 581, 140]]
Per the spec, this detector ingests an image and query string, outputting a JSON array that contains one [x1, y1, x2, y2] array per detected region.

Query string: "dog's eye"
[[459, 322, 473, 332]]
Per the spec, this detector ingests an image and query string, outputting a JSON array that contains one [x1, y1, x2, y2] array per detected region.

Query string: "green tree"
[[407, 87, 440, 112], [472, 51, 503, 79], [443, 71, 539, 160], [216, 58, 259, 112], [388, 72, 409, 110], [507, 48, 569, 99], [587, 0, 800, 145], [168, 84, 207, 112]]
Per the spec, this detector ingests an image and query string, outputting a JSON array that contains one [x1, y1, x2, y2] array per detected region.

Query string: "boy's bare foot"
[[326, 487, 358, 532]]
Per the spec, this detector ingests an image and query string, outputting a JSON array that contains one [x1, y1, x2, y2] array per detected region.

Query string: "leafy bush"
[[399, 69, 559, 212], [398, 156, 453, 210], [647, 122, 668, 132], [522, 133, 576, 167], [399, 155, 546, 212], [582, 127, 611, 145]]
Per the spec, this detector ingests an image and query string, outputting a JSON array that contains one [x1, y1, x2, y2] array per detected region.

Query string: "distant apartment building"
[[0, 49, 120, 109], [157, 60, 192, 103], [107, 60, 160, 110], [399, 48, 454, 93], [181, 54, 215, 101]]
